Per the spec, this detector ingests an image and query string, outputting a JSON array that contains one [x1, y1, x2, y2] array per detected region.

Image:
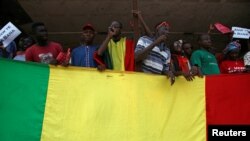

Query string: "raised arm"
[[97, 27, 116, 55], [132, 10, 153, 37], [135, 35, 167, 62]]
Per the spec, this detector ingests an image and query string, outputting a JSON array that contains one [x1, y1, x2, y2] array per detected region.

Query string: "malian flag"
[[0, 58, 249, 141]]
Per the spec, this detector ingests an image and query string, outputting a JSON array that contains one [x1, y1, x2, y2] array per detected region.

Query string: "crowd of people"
[[1, 12, 250, 85]]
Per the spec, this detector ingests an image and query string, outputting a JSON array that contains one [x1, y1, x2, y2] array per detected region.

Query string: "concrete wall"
[[18, 0, 250, 52]]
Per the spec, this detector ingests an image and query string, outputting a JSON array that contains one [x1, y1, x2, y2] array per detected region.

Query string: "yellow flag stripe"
[[41, 66, 206, 141]]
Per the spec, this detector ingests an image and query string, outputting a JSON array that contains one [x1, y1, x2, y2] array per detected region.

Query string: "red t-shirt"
[[171, 54, 191, 73], [219, 60, 245, 74], [25, 42, 63, 64]]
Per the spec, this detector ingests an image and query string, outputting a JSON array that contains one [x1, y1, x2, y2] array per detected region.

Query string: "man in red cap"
[[71, 23, 98, 67]]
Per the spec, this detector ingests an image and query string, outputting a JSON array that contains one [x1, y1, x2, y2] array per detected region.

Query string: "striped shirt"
[[135, 36, 171, 74]]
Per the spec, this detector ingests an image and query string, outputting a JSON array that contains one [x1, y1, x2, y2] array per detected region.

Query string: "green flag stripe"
[[0, 59, 49, 141]]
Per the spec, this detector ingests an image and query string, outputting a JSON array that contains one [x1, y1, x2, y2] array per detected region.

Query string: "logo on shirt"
[[38, 53, 53, 64]]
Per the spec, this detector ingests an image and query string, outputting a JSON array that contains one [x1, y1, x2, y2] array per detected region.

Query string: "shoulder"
[[72, 46, 83, 52], [139, 36, 152, 41], [26, 44, 37, 51], [137, 36, 153, 45], [49, 42, 62, 48], [91, 45, 99, 49], [25, 45, 36, 55], [192, 49, 204, 55]]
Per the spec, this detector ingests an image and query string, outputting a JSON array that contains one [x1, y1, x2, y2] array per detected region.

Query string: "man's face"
[[109, 21, 122, 36], [35, 25, 48, 42], [199, 34, 212, 48], [228, 50, 239, 60], [173, 41, 182, 53], [82, 29, 95, 44], [183, 43, 192, 56], [156, 26, 169, 37]]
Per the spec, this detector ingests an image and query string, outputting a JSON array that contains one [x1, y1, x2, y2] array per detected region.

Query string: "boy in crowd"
[[14, 36, 34, 61], [94, 21, 134, 71], [190, 34, 220, 76], [25, 22, 63, 64], [171, 40, 193, 81], [71, 23, 98, 67]]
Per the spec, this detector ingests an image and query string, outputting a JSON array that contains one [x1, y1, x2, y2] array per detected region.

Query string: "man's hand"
[[131, 10, 142, 18], [97, 64, 106, 72], [107, 26, 117, 38], [191, 66, 203, 78], [183, 72, 195, 81], [166, 71, 175, 85], [61, 60, 70, 67], [155, 35, 167, 45], [49, 59, 58, 66]]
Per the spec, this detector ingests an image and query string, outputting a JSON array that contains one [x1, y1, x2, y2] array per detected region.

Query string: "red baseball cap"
[[82, 23, 95, 31]]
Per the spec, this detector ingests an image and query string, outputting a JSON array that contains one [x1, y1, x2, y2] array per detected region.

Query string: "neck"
[[113, 35, 121, 42], [82, 42, 92, 46], [37, 40, 48, 46]]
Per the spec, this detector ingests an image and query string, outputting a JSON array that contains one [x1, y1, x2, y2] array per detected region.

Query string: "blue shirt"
[[0, 41, 17, 59], [71, 45, 98, 67]]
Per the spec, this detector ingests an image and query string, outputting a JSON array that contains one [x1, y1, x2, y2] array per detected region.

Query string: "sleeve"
[[6, 42, 17, 58], [162, 49, 171, 72], [25, 48, 33, 61], [70, 49, 77, 66], [56, 43, 63, 53], [190, 51, 202, 67], [135, 37, 146, 53], [94, 51, 106, 66]]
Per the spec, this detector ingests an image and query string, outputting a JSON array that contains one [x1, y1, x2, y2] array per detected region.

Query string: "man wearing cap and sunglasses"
[[134, 21, 175, 85], [71, 23, 98, 67]]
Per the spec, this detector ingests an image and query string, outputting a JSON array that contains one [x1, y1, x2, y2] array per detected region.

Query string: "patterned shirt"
[[135, 36, 171, 74], [71, 45, 98, 67]]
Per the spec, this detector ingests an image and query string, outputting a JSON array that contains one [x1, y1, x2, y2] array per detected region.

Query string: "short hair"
[[31, 22, 45, 33], [117, 21, 123, 29], [111, 21, 123, 29]]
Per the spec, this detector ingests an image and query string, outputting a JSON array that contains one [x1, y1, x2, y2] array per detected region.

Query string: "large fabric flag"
[[0, 58, 249, 141]]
